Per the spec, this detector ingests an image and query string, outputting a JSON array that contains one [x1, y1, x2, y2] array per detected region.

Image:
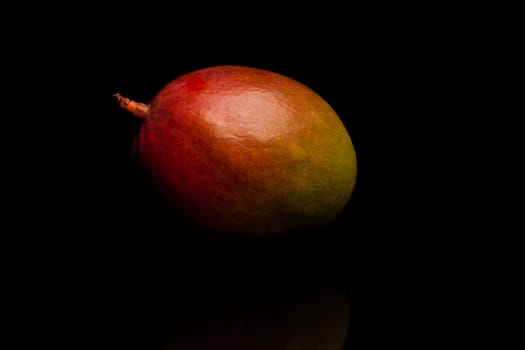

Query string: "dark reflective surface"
[[47, 217, 358, 349], [25, 51, 432, 349]]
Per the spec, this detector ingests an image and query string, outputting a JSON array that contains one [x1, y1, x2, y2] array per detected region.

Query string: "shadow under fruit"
[[158, 281, 349, 350]]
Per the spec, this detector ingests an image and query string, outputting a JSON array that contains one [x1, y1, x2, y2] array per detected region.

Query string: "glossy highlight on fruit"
[[114, 65, 357, 237]]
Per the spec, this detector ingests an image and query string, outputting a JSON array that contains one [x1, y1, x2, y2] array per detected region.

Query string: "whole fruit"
[[114, 65, 356, 237]]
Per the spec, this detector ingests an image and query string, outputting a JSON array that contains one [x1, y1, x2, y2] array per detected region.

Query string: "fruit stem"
[[113, 93, 150, 120]]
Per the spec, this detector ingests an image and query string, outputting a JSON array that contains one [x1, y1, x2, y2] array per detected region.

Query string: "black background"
[[8, 10, 469, 349], [63, 61, 428, 349]]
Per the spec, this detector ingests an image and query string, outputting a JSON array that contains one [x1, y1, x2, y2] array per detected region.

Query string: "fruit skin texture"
[[136, 65, 356, 237]]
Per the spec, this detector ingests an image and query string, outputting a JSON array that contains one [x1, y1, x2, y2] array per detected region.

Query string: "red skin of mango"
[[137, 66, 357, 237]]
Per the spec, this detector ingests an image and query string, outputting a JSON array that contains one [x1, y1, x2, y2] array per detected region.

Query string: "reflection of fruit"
[[161, 282, 349, 350], [114, 65, 357, 237]]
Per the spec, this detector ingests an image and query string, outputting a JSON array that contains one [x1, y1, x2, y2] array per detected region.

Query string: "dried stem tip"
[[113, 93, 150, 120]]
